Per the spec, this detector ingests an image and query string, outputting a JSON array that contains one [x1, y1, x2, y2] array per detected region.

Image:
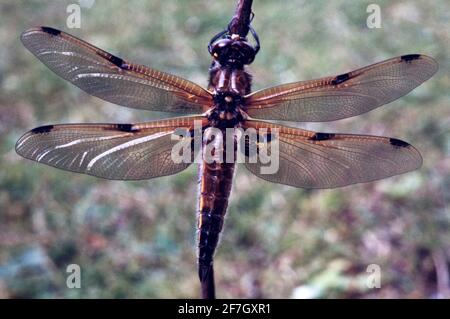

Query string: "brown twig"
[[228, 0, 253, 37]]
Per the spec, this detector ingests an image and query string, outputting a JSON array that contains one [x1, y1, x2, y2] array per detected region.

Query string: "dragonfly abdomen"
[[196, 128, 236, 297], [197, 161, 235, 264]]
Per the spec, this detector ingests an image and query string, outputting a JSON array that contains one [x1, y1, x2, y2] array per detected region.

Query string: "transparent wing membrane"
[[21, 27, 212, 114], [16, 116, 206, 180], [245, 55, 438, 122], [242, 120, 422, 188]]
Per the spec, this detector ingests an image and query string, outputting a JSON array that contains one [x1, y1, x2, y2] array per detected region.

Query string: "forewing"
[[21, 27, 212, 114], [245, 55, 438, 122], [241, 120, 422, 188], [16, 116, 207, 180]]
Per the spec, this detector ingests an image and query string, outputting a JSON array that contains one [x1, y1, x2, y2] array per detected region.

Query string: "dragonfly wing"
[[241, 120, 422, 188], [16, 116, 206, 180], [21, 27, 212, 114], [245, 55, 438, 122]]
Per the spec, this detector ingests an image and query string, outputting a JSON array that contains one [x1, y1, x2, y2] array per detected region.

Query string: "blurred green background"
[[0, 0, 449, 298]]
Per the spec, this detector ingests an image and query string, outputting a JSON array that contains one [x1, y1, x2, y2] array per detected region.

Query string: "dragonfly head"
[[208, 25, 260, 67], [210, 37, 256, 66]]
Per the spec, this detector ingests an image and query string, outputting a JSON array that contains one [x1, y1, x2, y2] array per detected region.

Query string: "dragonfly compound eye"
[[232, 41, 256, 65], [211, 39, 232, 60]]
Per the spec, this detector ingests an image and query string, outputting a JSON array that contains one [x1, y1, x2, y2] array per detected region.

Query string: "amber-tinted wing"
[[16, 116, 206, 180], [241, 120, 422, 188], [21, 27, 212, 114], [245, 55, 438, 122]]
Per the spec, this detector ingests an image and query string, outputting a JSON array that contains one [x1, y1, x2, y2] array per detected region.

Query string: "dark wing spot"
[[108, 55, 124, 68], [311, 132, 335, 141], [189, 130, 198, 161], [401, 54, 421, 62], [97, 51, 125, 69], [262, 132, 273, 143], [40, 26, 61, 36], [115, 124, 138, 132], [31, 125, 54, 134], [331, 73, 350, 85], [243, 135, 258, 157], [389, 138, 410, 148]]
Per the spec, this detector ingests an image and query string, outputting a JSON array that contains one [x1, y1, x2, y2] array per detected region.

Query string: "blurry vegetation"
[[0, 0, 449, 298]]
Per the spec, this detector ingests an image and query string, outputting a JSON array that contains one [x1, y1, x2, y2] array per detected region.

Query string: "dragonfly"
[[16, 21, 437, 298]]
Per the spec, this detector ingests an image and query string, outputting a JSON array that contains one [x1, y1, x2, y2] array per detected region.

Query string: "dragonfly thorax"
[[213, 91, 242, 107], [207, 92, 244, 128]]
